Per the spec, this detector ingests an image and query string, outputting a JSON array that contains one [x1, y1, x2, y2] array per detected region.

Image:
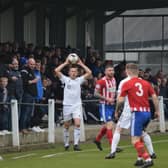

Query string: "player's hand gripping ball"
[[68, 53, 79, 64]]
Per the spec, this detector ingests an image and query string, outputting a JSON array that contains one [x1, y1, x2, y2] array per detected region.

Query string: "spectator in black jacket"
[[19, 58, 38, 134], [0, 77, 11, 135], [6, 58, 23, 116], [0, 63, 8, 77]]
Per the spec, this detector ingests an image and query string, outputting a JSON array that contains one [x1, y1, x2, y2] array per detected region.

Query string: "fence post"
[[11, 99, 20, 148], [48, 99, 55, 143], [80, 106, 86, 142], [159, 96, 166, 133]]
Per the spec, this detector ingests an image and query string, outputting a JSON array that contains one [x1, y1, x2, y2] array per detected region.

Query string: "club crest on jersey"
[[107, 87, 116, 92], [67, 85, 71, 89]]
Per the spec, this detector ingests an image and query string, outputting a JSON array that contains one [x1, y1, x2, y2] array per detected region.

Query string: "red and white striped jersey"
[[120, 77, 156, 112], [95, 76, 116, 104]]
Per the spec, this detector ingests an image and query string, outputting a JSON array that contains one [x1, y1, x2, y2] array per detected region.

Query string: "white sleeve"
[[117, 81, 123, 95], [60, 74, 69, 84], [117, 77, 130, 95], [78, 76, 85, 85]]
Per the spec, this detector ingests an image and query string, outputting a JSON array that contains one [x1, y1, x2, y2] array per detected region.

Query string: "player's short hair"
[[126, 63, 138, 70], [105, 64, 113, 70], [126, 63, 138, 74], [69, 64, 78, 71], [35, 59, 41, 64]]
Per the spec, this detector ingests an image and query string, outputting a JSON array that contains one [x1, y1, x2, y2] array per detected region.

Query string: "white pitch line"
[[152, 139, 168, 144], [41, 139, 168, 159], [41, 146, 130, 159], [12, 153, 37, 160], [41, 153, 64, 158], [9, 139, 168, 160], [41, 149, 101, 158]]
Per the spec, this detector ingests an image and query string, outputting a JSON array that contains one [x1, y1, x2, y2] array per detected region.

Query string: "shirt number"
[[135, 82, 143, 96]]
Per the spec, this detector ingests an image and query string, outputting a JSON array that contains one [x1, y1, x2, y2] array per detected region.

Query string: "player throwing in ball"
[[55, 55, 92, 151]]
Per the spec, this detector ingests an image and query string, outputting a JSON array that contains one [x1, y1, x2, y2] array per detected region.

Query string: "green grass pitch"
[[0, 134, 168, 168]]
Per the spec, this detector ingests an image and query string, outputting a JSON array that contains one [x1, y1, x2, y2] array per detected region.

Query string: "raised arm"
[[151, 93, 160, 119], [77, 58, 92, 80], [55, 58, 69, 79]]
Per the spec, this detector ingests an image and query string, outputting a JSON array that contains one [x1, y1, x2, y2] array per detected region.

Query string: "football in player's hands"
[[68, 53, 79, 64]]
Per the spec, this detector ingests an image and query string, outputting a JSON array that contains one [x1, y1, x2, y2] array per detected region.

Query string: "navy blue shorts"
[[131, 111, 151, 136], [99, 104, 115, 122]]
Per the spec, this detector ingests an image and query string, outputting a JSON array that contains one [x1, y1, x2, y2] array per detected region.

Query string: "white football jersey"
[[60, 74, 85, 105], [118, 76, 131, 117]]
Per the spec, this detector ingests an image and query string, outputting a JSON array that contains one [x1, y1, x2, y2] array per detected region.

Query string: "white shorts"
[[63, 104, 82, 121], [117, 111, 131, 129]]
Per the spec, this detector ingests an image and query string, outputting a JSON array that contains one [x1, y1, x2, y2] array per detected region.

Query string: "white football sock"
[[63, 128, 69, 147], [74, 127, 80, 145], [111, 131, 120, 153], [143, 132, 154, 155], [137, 157, 143, 160], [0, 156, 3, 161]]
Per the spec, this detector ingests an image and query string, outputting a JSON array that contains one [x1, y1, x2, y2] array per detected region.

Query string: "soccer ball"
[[68, 53, 79, 64]]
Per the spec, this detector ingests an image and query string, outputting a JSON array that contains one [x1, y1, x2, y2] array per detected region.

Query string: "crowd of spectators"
[[0, 41, 168, 135]]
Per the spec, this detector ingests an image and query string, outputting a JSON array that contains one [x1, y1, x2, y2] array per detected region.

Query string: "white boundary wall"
[[9, 97, 166, 148]]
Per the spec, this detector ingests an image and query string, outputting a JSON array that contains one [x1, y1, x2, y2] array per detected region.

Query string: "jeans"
[[19, 93, 35, 130], [0, 107, 10, 130]]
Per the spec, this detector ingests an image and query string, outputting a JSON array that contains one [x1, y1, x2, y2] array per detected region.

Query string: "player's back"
[[121, 77, 155, 112]]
